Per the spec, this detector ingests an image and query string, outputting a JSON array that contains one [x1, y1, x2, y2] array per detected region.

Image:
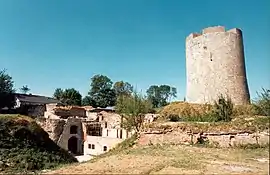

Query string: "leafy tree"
[[20, 85, 30, 94], [113, 81, 133, 97], [0, 69, 15, 109], [146, 85, 177, 108], [82, 96, 96, 107], [53, 88, 82, 106], [88, 74, 116, 108], [115, 91, 152, 133], [53, 88, 63, 100], [146, 85, 160, 108]]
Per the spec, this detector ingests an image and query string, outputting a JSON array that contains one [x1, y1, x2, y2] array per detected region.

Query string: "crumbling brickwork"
[[186, 26, 250, 105]]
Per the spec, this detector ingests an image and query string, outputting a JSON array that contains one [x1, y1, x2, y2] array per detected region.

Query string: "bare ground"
[[45, 144, 269, 174]]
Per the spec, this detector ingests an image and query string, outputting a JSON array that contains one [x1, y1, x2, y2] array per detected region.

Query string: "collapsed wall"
[[36, 117, 66, 142], [138, 130, 269, 148]]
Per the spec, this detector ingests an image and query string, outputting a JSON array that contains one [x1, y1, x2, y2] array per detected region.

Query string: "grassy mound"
[[160, 101, 255, 121], [0, 114, 77, 173], [144, 116, 270, 133]]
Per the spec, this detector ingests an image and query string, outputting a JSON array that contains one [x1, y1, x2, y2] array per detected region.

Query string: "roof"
[[90, 106, 116, 112], [15, 93, 60, 105]]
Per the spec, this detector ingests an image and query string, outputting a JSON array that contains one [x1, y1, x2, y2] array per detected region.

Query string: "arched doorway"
[[68, 136, 78, 154]]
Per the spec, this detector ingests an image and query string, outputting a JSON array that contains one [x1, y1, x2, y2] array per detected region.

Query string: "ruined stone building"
[[185, 26, 250, 105], [0, 93, 60, 117], [37, 104, 135, 156]]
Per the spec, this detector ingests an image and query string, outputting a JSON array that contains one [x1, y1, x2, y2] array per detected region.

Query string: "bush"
[[233, 104, 255, 116], [0, 115, 77, 173], [168, 114, 181, 122], [211, 94, 234, 122], [253, 88, 270, 116]]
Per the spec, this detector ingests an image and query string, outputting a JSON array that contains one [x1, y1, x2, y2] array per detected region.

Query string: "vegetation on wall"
[[0, 115, 77, 173], [160, 87, 270, 124]]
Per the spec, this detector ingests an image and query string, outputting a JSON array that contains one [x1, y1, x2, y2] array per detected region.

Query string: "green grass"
[[145, 116, 269, 133], [0, 114, 77, 173]]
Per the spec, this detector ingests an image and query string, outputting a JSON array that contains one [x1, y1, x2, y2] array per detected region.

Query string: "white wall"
[[101, 128, 129, 139], [84, 136, 123, 156]]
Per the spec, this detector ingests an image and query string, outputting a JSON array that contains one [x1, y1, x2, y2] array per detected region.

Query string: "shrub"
[[168, 114, 181, 122], [0, 115, 77, 173], [253, 88, 270, 116], [233, 104, 255, 116], [211, 94, 234, 122]]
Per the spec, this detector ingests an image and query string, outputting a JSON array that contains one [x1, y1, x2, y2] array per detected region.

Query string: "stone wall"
[[36, 117, 65, 142], [186, 26, 250, 105], [57, 118, 84, 154], [100, 111, 122, 129], [138, 130, 269, 147]]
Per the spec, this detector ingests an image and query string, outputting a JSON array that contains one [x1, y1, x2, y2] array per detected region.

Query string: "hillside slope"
[[46, 144, 269, 174], [0, 115, 77, 173]]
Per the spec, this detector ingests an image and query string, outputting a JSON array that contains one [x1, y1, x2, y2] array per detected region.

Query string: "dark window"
[[120, 129, 123, 139], [86, 124, 102, 136], [88, 144, 95, 149], [107, 129, 109, 136], [70, 125, 78, 134], [101, 116, 104, 121], [203, 46, 207, 50], [105, 122, 107, 128], [117, 129, 119, 138], [103, 146, 107, 151]]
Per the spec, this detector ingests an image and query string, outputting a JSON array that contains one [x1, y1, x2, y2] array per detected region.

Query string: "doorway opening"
[[68, 136, 78, 154]]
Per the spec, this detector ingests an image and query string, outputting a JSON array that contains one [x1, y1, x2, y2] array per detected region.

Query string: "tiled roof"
[[15, 93, 60, 105]]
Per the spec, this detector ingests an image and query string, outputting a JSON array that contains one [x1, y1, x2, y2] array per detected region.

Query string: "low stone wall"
[[138, 130, 269, 147]]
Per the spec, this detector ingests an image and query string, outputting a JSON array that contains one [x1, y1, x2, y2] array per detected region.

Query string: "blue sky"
[[0, 0, 269, 101]]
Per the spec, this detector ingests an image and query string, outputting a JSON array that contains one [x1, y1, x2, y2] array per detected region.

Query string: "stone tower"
[[185, 26, 250, 105]]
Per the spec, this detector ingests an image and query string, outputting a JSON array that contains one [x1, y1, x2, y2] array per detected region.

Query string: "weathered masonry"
[[185, 26, 250, 105]]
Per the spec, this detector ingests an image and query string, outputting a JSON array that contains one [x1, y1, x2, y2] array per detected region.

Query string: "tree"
[[88, 74, 116, 108], [113, 81, 133, 97], [82, 96, 96, 107], [53, 88, 82, 106], [115, 91, 153, 133], [20, 85, 30, 94], [53, 88, 64, 100], [0, 69, 15, 109], [146, 85, 177, 108]]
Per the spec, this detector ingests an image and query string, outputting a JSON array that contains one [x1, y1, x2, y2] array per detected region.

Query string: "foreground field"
[[46, 144, 269, 174]]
